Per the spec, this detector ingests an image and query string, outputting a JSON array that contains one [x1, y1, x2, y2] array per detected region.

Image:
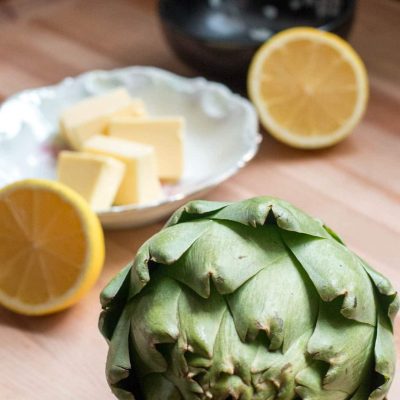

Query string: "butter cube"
[[108, 116, 184, 182], [57, 151, 125, 211], [60, 88, 146, 150], [82, 135, 163, 205]]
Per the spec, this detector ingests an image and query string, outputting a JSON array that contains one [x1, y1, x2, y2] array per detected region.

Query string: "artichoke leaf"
[[129, 275, 182, 373], [99, 264, 132, 341], [349, 384, 373, 400], [142, 374, 183, 400], [211, 197, 274, 227], [361, 258, 400, 326], [206, 310, 263, 394], [166, 200, 230, 227], [368, 306, 397, 400], [106, 302, 136, 400], [295, 361, 348, 400], [306, 300, 375, 393], [282, 230, 376, 325], [130, 242, 151, 296], [177, 284, 226, 359], [257, 331, 312, 400], [165, 222, 285, 298], [147, 220, 211, 265], [100, 263, 132, 308], [210, 374, 254, 400], [227, 250, 317, 351], [130, 220, 211, 296], [164, 342, 213, 399], [362, 256, 398, 399], [129, 272, 233, 397]]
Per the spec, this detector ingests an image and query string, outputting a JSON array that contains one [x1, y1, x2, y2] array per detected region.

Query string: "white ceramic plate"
[[0, 66, 261, 228]]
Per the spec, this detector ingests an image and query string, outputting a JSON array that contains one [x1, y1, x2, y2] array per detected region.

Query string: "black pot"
[[159, 0, 357, 82]]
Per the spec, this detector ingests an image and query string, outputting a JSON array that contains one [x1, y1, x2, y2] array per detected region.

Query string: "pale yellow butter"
[[60, 88, 146, 150], [82, 135, 163, 205], [108, 116, 184, 182], [57, 151, 125, 211]]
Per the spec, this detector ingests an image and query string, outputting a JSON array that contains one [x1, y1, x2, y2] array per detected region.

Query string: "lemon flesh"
[[0, 179, 104, 315]]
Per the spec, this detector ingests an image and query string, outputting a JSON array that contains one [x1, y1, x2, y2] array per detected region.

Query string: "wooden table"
[[0, 0, 399, 398]]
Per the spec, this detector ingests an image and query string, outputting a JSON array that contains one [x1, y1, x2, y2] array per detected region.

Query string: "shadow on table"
[[0, 306, 73, 332], [255, 128, 361, 162]]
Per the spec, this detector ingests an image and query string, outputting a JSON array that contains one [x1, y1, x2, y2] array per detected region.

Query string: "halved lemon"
[[248, 27, 369, 149], [0, 179, 104, 315]]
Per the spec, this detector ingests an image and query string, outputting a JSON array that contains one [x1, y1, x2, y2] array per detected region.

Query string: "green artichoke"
[[99, 197, 398, 400]]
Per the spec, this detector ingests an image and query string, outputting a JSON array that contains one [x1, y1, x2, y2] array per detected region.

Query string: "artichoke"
[[99, 197, 398, 400]]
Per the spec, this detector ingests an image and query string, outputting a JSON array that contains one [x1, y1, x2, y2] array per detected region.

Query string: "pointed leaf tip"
[[165, 200, 230, 227], [100, 263, 132, 308]]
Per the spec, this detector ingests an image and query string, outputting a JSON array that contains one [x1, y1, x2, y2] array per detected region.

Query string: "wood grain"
[[0, 0, 399, 398]]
